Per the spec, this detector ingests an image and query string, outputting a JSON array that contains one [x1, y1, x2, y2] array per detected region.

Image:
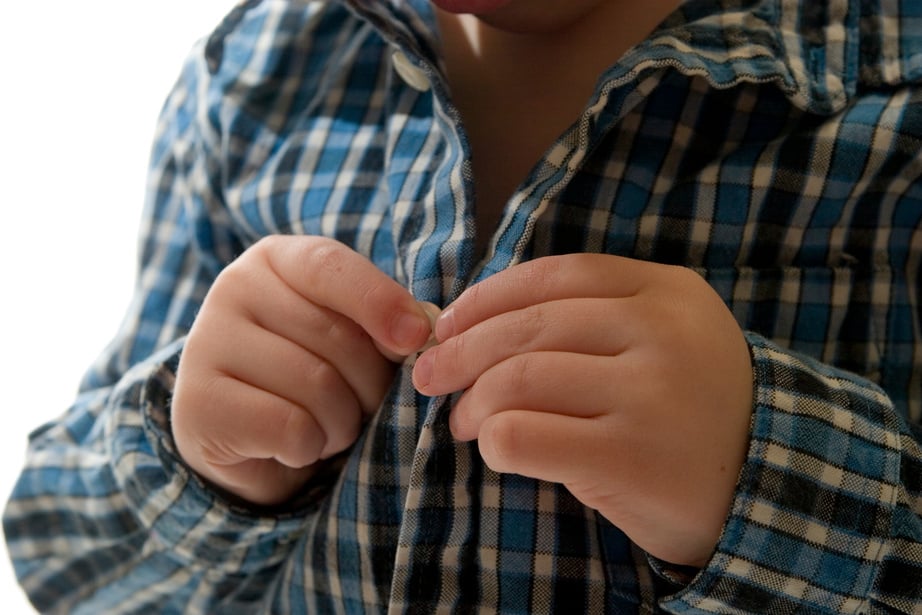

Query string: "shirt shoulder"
[[617, 0, 922, 117], [204, 0, 356, 74], [199, 0, 387, 134], [855, 2, 922, 90]]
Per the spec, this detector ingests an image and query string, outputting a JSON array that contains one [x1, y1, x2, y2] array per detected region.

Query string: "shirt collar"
[[341, 0, 921, 115], [343, 0, 441, 66], [634, 0, 922, 114]]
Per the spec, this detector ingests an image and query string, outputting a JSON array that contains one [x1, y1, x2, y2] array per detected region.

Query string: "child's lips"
[[429, 0, 513, 15]]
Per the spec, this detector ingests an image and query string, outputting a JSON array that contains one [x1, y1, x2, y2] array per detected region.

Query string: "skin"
[[173, 0, 752, 569], [439, 0, 668, 35], [413, 256, 753, 567], [172, 236, 433, 506], [436, 0, 683, 254], [429, 0, 751, 569]]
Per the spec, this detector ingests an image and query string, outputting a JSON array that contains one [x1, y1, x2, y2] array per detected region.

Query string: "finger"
[[256, 236, 432, 355], [449, 352, 630, 441], [437, 254, 666, 340], [373, 300, 441, 361], [418, 301, 442, 351], [175, 374, 330, 470], [477, 410, 613, 487], [215, 271, 397, 411], [173, 374, 329, 506], [199, 323, 367, 454], [414, 299, 634, 395], [205, 458, 319, 507]]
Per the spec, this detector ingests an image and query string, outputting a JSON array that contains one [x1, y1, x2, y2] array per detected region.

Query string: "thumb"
[[374, 301, 442, 362]]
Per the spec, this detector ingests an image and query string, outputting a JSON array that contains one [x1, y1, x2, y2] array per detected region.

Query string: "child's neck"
[[435, 1, 680, 257], [436, 1, 680, 97]]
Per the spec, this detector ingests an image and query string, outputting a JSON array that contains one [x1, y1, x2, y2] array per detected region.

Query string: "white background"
[[0, 1, 236, 610]]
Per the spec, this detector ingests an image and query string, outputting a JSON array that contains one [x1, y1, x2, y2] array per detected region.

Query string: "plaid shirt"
[[5, 0, 922, 612]]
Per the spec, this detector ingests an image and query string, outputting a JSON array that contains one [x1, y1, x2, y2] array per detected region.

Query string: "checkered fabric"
[[5, 0, 922, 612]]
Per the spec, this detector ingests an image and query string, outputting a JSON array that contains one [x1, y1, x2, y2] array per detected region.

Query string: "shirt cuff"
[[661, 333, 901, 613], [105, 340, 339, 575]]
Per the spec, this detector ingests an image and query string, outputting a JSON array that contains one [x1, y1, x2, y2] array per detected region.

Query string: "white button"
[[392, 50, 431, 92]]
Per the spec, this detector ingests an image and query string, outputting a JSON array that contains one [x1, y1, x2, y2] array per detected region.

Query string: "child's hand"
[[413, 254, 753, 567], [172, 236, 433, 506]]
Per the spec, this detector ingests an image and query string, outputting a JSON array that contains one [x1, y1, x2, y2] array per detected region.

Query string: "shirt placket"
[[374, 10, 682, 613]]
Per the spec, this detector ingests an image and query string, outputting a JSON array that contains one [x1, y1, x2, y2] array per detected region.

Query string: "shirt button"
[[392, 50, 431, 92]]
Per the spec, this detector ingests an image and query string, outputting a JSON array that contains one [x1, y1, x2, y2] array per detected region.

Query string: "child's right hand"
[[171, 236, 433, 506]]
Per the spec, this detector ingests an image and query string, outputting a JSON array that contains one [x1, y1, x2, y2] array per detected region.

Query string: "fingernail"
[[414, 349, 433, 389], [392, 311, 427, 350], [435, 307, 455, 341], [419, 301, 442, 327], [419, 302, 441, 351]]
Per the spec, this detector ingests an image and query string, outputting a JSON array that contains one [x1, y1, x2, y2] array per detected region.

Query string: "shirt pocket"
[[700, 265, 882, 383]]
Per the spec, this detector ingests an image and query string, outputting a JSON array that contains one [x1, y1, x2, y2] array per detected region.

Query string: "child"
[[5, 0, 921, 612]]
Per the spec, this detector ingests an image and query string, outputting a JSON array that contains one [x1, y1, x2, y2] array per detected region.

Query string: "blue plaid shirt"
[[5, 0, 922, 612]]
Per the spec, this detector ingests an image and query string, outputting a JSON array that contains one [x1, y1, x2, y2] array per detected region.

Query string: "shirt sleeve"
[[2, 12, 323, 612], [662, 332, 922, 613]]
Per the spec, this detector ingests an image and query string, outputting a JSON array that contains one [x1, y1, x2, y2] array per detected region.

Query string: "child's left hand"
[[413, 254, 753, 568]]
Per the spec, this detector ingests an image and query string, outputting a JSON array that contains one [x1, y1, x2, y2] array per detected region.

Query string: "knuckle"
[[196, 436, 240, 470], [464, 280, 484, 307], [482, 413, 519, 471], [499, 353, 534, 395], [323, 409, 363, 457], [278, 406, 325, 468], [288, 236, 348, 293], [509, 306, 545, 349], [252, 234, 283, 254], [211, 247, 269, 300], [521, 257, 562, 294], [299, 359, 363, 450], [448, 396, 474, 440], [246, 236, 289, 274], [446, 332, 467, 372], [210, 258, 247, 295], [176, 371, 228, 428], [325, 312, 372, 350], [195, 371, 229, 407], [305, 357, 343, 393], [664, 264, 705, 295], [357, 275, 390, 312], [303, 237, 347, 275]]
